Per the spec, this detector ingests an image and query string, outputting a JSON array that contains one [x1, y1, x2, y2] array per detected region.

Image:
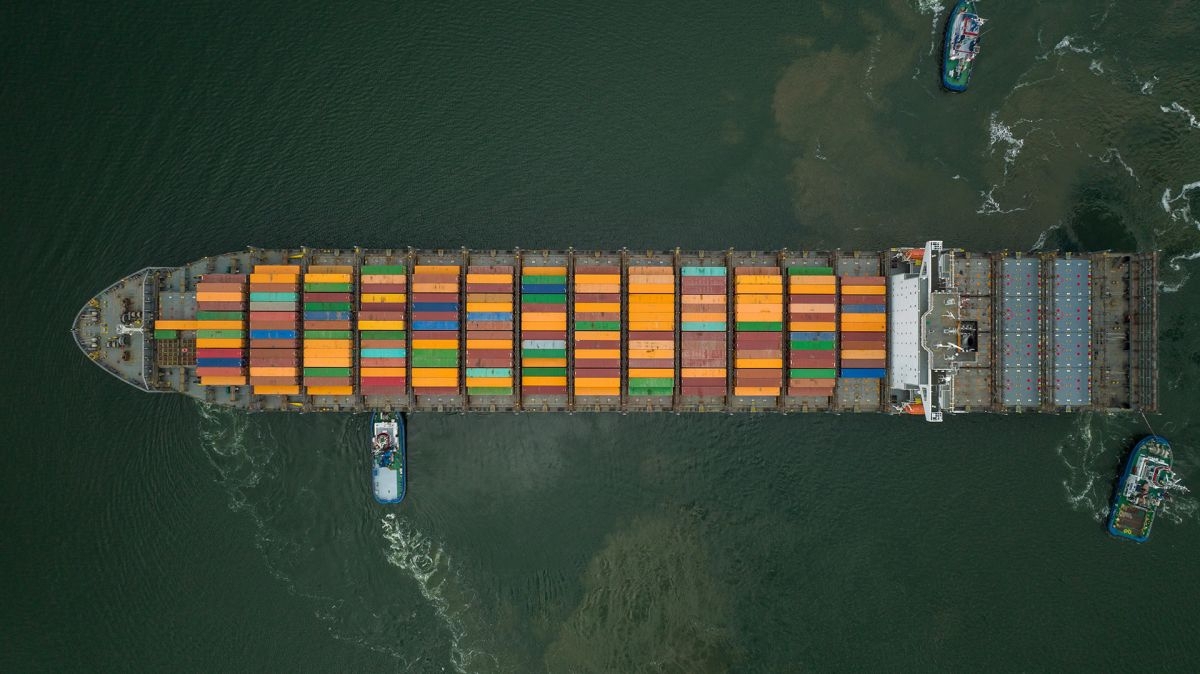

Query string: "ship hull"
[[941, 0, 978, 92], [1107, 435, 1171, 542]]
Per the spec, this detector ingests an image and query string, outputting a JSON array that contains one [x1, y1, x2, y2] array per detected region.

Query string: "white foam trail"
[[1056, 413, 1111, 522], [1163, 250, 1200, 294], [381, 514, 499, 674], [1160, 180, 1200, 226], [977, 185, 1028, 215], [986, 113, 1030, 175], [1053, 35, 1098, 55], [1139, 75, 1159, 95], [1030, 223, 1061, 251], [1160, 102, 1200, 129], [1098, 148, 1137, 183], [1089, 60, 1104, 75], [914, 0, 947, 56]]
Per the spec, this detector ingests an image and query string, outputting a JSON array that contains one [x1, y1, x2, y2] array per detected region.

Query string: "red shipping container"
[[682, 357, 726, 368], [248, 376, 298, 386], [466, 357, 512, 368], [411, 311, 458, 321], [573, 293, 618, 302], [628, 358, 673, 368], [573, 368, 620, 378], [789, 313, 837, 322], [360, 358, 407, 367], [411, 292, 454, 302], [413, 387, 460, 395], [360, 339, 406, 348], [571, 358, 620, 369], [465, 320, 513, 330], [303, 292, 353, 301], [840, 358, 886, 368], [788, 387, 835, 396], [196, 282, 245, 292], [521, 386, 567, 394], [196, 348, 243, 358], [411, 330, 457, 340], [201, 274, 247, 283], [247, 339, 295, 348], [574, 312, 619, 322], [789, 353, 837, 367], [197, 367, 243, 376], [197, 301, 246, 311], [305, 320, 351, 330], [358, 311, 405, 320], [788, 294, 837, 303], [682, 386, 727, 396], [680, 376, 726, 387], [840, 334, 887, 346], [359, 303, 401, 310], [360, 283, 407, 293], [839, 276, 885, 285], [840, 295, 886, 305], [361, 377, 406, 386], [520, 330, 566, 340], [578, 265, 620, 273], [410, 272, 459, 283], [521, 303, 563, 314], [466, 330, 511, 340]]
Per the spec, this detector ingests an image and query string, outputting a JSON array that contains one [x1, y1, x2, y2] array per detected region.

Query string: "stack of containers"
[[680, 266, 727, 397], [840, 276, 887, 378], [521, 266, 568, 395], [626, 266, 675, 397], [195, 274, 247, 386], [733, 267, 784, 396], [464, 265, 514, 395], [787, 266, 838, 396], [302, 266, 354, 395], [248, 265, 301, 395], [410, 265, 460, 394], [358, 264, 408, 395], [573, 265, 621, 397]]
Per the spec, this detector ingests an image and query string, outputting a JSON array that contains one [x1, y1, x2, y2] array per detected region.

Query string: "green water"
[[5, 1, 1200, 670]]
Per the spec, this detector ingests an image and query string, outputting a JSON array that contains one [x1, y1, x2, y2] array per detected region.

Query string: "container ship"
[[71, 241, 1159, 421]]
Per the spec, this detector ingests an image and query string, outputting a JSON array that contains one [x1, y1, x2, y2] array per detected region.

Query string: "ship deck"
[[72, 246, 1158, 417]]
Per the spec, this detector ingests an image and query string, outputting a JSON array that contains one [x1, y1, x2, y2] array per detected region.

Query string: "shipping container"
[[572, 257, 620, 403]]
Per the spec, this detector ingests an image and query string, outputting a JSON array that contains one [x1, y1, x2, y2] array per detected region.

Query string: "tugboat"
[[941, 0, 986, 92], [370, 411, 406, 504], [1107, 436, 1184, 542]]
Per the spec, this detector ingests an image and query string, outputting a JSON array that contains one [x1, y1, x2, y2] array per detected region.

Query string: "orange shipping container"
[[200, 376, 247, 386], [253, 385, 301, 394], [734, 386, 780, 396], [306, 385, 354, 395], [789, 321, 837, 331]]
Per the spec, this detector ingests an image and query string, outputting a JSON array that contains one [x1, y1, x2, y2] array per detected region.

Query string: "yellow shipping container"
[[789, 321, 837, 331], [196, 338, 243, 348], [411, 338, 458, 349], [304, 357, 352, 367], [410, 283, 457, 293], [413, 265, 460, 274], [787, 284, 836, 294], [253, 385, 301, 395], [361, 274, 406, 283], [466, 273, 511, 283], [304, 273, 352, 283], [358, 320, 406, 330], [681, 312, 726, 322], [251, 265, 301, 274], [840, 313, 886, 322], [573, 283, 621, 293], [575, 349, 621, 359], [681, 368, 726, 378], [465, 339, 511, 349], [249, 366, 297, 376], [154, 319, 201, 330], [523, 266, 566, 275], [522, 376, 567, 386], [306, 386, 354, 395], [628, 283, 675, 294], [200, 375, 246, 386], [735, 358, 783, 369], [734, 386, 779, 396], [197, 292, 245, 302], [628, 368, 673, 378], [841, 285, 886, 295], [465, 377, 513, 387], [465, 302, 512, 312], [575, 331, 619, 341], [574, 273, 619, 283], [522, 357, 567, 367]]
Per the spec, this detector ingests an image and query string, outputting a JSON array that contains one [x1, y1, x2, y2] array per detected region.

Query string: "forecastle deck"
[[71, 243, 1158, 420]]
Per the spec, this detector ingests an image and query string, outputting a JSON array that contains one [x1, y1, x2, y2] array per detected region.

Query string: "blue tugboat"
[[371, 411, 406, 504], [1107, 436, 1183, 542], [941, 0, 986, 92]]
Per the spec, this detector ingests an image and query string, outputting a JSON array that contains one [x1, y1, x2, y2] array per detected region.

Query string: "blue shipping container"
[[840, 368, 886, 379], [250, 329, 297, 339], [197, 358, 243, 368], [412, 320, 458, 331]]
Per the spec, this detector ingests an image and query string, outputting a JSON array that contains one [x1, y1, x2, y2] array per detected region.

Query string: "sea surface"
[[4, 1, 1200, 670]]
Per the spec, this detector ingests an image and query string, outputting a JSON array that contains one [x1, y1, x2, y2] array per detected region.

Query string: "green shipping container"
[[361, 330, 406, 339], [736, 321, 783, 332], [522, 274, 566, 284], [304, 367, 353, 377], [629, 387, 674, 396], [361, 265, 407, 275], [196, 311, 244, 320], [575, 321, 621, 331], [790, 340, 836, 350], [304, 330, 351, 339], [523, 294, 566, 304], [628, 378, 674, 388], [467, 387, 514, 395], [304, 283, 352, 292], [154, 329, 178, 339], [522, 348, 566, 359], [524, 367, 567, 377], [411, 351, 458, 366], [788, 266, 835, 275], [197, 329, 243, 338], [304, 302, 352, 311], [789, 368, 837, 378]]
